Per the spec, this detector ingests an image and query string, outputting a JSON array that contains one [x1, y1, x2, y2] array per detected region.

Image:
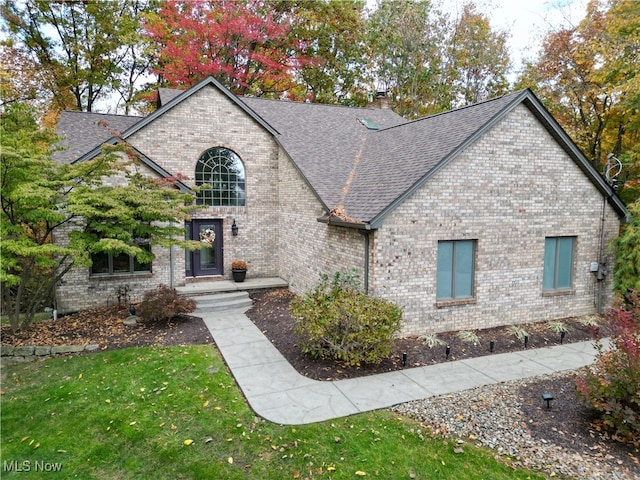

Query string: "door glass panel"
[[198, 224, 217, 270]]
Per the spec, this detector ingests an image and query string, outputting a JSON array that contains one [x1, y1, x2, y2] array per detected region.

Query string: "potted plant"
[[231, 259, 248, 283]]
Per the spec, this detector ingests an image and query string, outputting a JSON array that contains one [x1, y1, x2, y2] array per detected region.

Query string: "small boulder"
[[123, 315, 139, 326]]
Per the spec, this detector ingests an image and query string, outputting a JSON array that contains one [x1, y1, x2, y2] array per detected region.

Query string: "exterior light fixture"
[[542, 392, 554, 409], [560, 331, 566, 344], [402, 352, 407, 367], [524, 335, 529, 349], [231, 219, 238, 236], [445, 345, 451, 359], [489, 341, 495, 353]]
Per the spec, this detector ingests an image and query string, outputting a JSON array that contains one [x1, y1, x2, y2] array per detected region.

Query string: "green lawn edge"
[[1, 345, 547, 479]]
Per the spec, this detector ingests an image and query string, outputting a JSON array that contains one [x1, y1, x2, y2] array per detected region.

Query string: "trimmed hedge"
[[291, 271, 402, 366]]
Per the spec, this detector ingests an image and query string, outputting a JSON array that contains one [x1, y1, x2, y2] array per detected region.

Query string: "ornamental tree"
[[0, 104, 201, 332], [144, 0, 317, 97]]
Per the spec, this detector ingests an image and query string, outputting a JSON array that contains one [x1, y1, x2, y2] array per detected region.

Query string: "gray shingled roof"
[[344, 91, 525, 224], [53, 110, 142, 163], [54, 78, 627, 224], [242, 97, 406, 210], [158, 88, 183, 107]]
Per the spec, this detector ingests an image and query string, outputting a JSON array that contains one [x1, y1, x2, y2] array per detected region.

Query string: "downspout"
[[360, 230, 370, 294], [169, 245, 175, 288], [596, 195, 607, 314]]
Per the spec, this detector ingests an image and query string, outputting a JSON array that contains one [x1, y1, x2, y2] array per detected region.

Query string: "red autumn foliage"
[[144, 0, 318, 97], [575, 292, 640, 444]]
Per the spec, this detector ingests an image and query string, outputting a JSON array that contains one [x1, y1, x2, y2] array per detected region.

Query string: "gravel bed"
[[392, 371, 638, 479]]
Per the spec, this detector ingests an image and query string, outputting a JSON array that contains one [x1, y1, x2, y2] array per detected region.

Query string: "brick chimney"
[[371, 91, 392, 109]]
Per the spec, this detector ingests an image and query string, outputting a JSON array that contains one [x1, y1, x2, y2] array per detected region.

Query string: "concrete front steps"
[[176, 277, 288, 313], [193, 291, 253, 313], [176, 277, 288, 297]]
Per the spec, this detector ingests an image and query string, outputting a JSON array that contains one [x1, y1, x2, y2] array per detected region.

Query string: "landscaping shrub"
[[137, 285, 196, 323], [575, 291, 640, 443], [291, 271, 402, 366]]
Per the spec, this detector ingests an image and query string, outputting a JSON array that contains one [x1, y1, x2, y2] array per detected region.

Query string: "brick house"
[[54, 76, 628, 335]]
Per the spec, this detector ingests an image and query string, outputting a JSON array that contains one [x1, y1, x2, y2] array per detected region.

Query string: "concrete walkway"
[[197, 301, 604, 426]]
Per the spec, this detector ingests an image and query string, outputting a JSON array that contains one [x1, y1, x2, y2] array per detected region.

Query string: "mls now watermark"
[[3, 460, 63, 473]]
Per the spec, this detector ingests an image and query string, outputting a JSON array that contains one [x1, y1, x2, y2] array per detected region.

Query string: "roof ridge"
[[242, 95, 388, 113], [61, 109, 143, 119], [375, 89, 527, 133]]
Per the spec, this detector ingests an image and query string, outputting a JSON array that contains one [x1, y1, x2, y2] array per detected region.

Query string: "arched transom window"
[[195, 148, 246, 206]]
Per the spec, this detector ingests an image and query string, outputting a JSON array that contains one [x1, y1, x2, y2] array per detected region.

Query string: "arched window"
[[195, 148, 246, 206]]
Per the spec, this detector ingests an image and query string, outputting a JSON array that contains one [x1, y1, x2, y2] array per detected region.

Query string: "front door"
[[186, 220, 223, 276]]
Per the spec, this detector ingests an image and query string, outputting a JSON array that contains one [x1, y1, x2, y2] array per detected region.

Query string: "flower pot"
[[232, 269, 247, 283]]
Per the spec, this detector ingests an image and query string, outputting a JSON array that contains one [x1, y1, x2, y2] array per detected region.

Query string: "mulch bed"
[[246, 289, 597, 381], [1, 305, 212, 351]]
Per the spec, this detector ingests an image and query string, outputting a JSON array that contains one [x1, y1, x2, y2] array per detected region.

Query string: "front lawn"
[[1, 345, 545, 479]]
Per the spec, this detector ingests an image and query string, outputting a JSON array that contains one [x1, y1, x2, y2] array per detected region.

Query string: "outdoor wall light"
[[542, 392, 554, 409], [231, 219, 238, 236]]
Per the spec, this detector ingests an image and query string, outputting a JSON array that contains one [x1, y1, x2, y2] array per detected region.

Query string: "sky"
[[438, 0, 589, 74]]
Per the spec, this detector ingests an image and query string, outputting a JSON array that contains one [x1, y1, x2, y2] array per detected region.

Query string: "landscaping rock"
[[51, 345, 85, 354], [84, 344, 100, 352], [123, 315, 139, 326], [34, 346, 51, 356], [14, 346, 35, 356], [0, 345, 15, 356]]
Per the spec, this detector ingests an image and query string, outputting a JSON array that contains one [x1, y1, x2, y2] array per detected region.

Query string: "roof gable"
[[121, 76, 279, 139], [326, 89, 626, 225], [54, 81, 627, 223], [342, 91, 526, 224]]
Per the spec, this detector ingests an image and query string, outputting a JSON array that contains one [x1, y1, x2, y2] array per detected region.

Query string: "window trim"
[[542, 236, 576, 294], [195, 147, 246, 207], [90, 244, 152, 276], [436, 239, 477, 305]]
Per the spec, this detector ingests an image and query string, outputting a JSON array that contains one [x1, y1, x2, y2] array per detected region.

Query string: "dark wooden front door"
[[186, 220, 223, 276]]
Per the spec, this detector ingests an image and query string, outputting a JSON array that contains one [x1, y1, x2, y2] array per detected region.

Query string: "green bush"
[[575, 291, 640, 443], [137, 285, 196, 323], [291, 271, 402, 366]]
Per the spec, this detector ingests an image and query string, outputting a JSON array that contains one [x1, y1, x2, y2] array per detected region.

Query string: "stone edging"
[[1, 344, 100, 367]]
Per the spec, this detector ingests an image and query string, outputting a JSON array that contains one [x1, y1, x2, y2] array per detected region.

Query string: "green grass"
[[1, 345, 546, 479]]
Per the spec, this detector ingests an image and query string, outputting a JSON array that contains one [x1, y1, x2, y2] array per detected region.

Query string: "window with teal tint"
[[437, 240, 476, 300], [543, 237, 575, 291], [195, 148, 246, 206]]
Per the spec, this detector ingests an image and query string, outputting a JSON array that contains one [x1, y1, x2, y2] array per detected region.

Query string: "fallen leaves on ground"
[[1, 305, 212, 350]]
